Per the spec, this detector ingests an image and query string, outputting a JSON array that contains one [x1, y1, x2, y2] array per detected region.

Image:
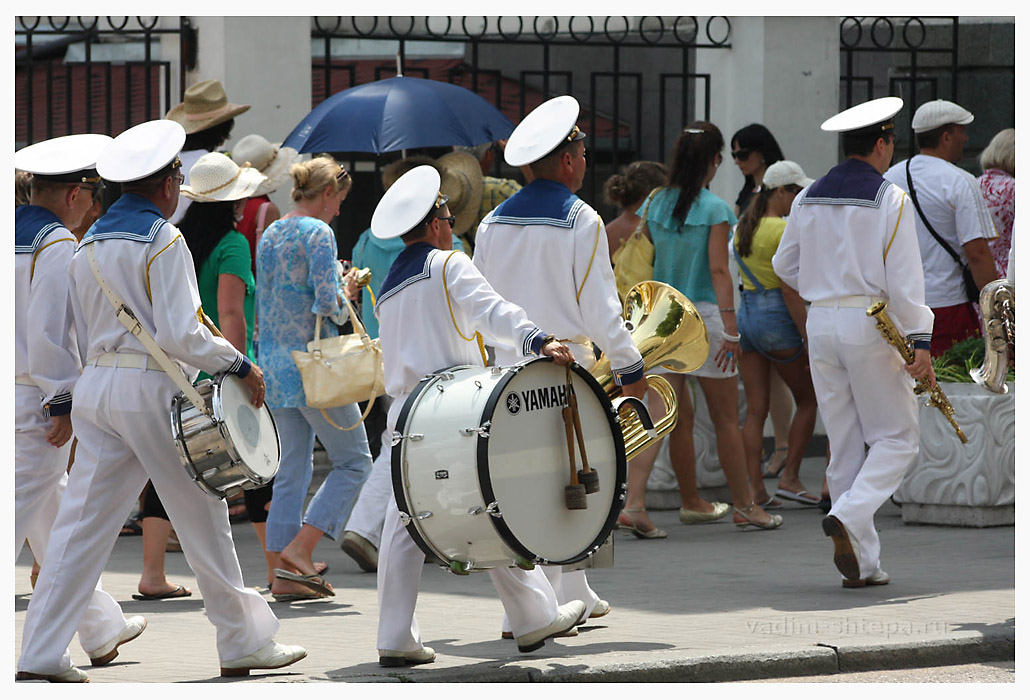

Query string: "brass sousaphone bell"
[[591, 281, 710, 459]]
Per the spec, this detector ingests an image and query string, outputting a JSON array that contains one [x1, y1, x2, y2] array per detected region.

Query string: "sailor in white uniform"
[[17, 120, 306, 681], [14, 134, 147, 682], [473, 95, 648, 630], [771, 97, 936, 587], [371, 165, 585, 667]]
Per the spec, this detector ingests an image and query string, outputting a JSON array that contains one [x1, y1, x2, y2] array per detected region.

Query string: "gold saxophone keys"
[[866, 301, 967, 443]]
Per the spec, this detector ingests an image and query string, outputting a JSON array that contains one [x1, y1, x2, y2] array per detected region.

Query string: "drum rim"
[[476, 357, 627, 565], [213, 373, 281, 486]]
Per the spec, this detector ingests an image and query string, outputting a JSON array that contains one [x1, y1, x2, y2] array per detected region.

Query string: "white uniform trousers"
[[806, 307, 920, 579], [376, 487, 559, 652], [14, 385, 127, 657], [18, 367, 279, 674], [500, 567, 599, 635], [345, 423, 393, 548]]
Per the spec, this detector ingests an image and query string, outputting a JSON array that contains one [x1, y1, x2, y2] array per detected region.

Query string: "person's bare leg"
[[765, 371, 793, 475], [138, 517, 186, 596], [251, 522, 278, 588], [622, 387, 667, 533], [772, 352, 819, 497], [739, 351, 774, 503], [270, 524, 334, 596], [662, 376, 714, 512]]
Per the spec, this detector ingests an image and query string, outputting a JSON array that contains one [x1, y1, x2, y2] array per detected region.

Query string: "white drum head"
[[218, 374, 280, 479], [483, 360, 621, 563]]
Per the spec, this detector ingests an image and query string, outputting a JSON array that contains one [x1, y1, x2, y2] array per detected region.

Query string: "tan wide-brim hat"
[[231, 133, 302, 196], [181, 152, 267, 203], [437, 151, 484, 237], [166, 79, 251, 135]]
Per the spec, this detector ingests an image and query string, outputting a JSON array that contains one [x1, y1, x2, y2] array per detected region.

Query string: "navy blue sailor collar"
[[79, 192, 168, 247], [376, 241, 438, 308], [800, 157, 889, 208], [15, 205, 65, 254], [482, 178, 585, 229]]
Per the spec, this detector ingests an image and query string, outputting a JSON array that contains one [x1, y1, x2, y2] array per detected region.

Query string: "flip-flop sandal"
[[776, 488, 821, 506], [272, 591, 328, 602], [273, 568, 335, 597], [132, 584, 192, 601]]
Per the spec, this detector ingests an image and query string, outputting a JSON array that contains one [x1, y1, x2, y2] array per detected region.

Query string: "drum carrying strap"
[[85, 242, 211, 415]]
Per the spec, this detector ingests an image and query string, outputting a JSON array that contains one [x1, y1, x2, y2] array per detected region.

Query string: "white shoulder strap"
[[85, 242, 211, 415]]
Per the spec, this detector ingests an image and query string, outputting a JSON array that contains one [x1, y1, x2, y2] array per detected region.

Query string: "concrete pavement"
[[12, 456, 1014, 683]]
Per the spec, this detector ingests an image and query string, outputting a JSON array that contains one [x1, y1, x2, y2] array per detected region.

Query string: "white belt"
[[15, 375, 37, 386], [88, 352, 167, 372], [810, 295, 885, 309]]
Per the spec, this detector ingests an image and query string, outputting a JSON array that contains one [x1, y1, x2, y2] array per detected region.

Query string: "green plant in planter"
[[931, 336, 1015, 383]]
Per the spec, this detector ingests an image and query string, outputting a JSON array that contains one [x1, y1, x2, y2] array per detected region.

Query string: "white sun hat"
[[910, 99, 974, 134], [230, 133, 303, 196], [503, 95, 587, 167], [14, 133, 113, 182], [371, 165, 449, 240], [97, 120, 186, 183], [820, 96, 904, 135], [181, 152, 268, 203], [763, 160, 815, 189]]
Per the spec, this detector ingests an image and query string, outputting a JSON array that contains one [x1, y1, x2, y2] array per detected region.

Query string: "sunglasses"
[[436, 215, 456, 226], [336, 165, 350, 182], [731, 149, 754, 161]]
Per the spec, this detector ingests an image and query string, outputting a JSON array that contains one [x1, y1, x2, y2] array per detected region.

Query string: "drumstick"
[[563, 366, 587, 509], [568, 373, 599, 494]]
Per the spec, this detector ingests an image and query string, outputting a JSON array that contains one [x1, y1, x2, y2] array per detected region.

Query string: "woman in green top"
[[733, 160, 821, 510]]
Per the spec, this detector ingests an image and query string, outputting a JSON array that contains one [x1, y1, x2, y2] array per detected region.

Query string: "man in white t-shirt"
[[884, 99, 998, 355]]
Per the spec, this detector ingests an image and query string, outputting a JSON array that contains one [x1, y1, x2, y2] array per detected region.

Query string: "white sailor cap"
[[96, 119, 186, 183], [14, 133, 113, 183], [911, 99, 974, 134], [371, 165, 449, 240], [504, 95, 587, 167], [820, 96, 903, 136]]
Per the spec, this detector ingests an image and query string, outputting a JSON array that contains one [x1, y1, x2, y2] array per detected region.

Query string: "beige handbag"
[[292, 299, 385, 430]]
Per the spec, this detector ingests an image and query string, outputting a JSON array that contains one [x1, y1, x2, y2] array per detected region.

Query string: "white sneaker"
[[378, 645, 436, 667], [220, 641, 307, 677], [515, 600, 586, 653], [585, 599, 611, 622], [16, 666, 89, 683], [87, 615, 147, 667]]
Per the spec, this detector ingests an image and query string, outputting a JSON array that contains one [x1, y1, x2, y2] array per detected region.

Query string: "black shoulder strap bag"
[[905, 158, 980, 304]]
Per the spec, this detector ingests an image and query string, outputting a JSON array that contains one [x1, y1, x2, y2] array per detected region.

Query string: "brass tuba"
[[591, 281, 710, 459], [970, 278, 1015, 394]]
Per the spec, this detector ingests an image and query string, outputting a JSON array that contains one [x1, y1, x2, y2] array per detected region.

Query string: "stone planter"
[[894, 382, 1015, 527]]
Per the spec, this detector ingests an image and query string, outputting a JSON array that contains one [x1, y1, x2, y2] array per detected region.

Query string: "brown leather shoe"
[[822, 515, 861, 581]]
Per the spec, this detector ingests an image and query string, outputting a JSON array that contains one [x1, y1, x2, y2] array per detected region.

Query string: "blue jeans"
[[266, 403, 372, 552], [738, 288, 804, 361]]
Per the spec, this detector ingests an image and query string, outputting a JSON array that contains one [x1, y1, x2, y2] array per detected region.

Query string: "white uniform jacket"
[[472, 178, 643, 384], [884, 154, 997, 307], [70, 192, 249, 379], [15, 206, 80, 415], [773, 158, 934, 344], [375, 242, 549, 431]]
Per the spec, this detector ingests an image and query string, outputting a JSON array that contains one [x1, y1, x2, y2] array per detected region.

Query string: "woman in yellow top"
[[733, 160, 821, 508]]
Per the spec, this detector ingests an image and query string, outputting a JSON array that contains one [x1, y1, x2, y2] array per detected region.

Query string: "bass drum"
[[392, 357, 626, 572], [170, 373, 280, 498]]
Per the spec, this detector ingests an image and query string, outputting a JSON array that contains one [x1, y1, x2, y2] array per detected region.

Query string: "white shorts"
[[652, 301, 737, 379]]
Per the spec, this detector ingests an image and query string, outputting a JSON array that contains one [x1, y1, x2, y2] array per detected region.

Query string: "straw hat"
[[231, 134, 302, 196], [165, 80, 251, 135], [371, 165, 448, 240], [437, 151, 484, 237], [180, 152, 267, 203]]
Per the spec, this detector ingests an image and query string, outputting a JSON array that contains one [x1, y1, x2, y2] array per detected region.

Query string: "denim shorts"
[[738, 288, 804, 360]]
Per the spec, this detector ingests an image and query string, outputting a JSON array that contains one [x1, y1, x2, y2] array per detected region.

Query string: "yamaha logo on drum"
[[505, 392, 522, 415], [507, 384, 569, 415]]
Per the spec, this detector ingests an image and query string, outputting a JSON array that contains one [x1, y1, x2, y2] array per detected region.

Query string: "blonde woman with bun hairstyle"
[[256, 155, 373, 601]]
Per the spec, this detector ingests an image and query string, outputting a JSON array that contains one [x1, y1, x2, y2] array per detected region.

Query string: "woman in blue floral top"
[[257, 156, 372, 600]]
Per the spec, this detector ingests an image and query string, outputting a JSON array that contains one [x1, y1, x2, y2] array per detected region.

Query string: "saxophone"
[[970, 279, 1015, 394], [867, 301, 968, 443]]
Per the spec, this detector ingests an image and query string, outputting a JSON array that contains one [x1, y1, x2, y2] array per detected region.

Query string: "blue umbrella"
[[282, 76, 515, 154]]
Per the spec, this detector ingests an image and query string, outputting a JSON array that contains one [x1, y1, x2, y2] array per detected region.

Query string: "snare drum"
[[392, 357, 626, 572], [170, 373, 280, 498]]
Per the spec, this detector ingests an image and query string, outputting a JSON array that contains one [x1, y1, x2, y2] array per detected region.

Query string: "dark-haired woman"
[[603, 160, 668, 261], [730, 123, 785, 217], [733, 160, 820, 509], [619, 123, 782, 537]]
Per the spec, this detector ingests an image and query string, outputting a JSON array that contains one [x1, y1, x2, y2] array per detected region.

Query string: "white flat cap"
[[371, 165, 449, 240], [821, 96, 903, 135], [504, 95, 586, 167], [763, 160, 814, 189], [14, 133, 113, 181], [911, 99, 974, 134], [97, 120, 186, 183], [181, 152, 268, 203]]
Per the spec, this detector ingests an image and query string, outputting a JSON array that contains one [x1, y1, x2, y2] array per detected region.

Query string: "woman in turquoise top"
[[256, 156, 372, 600], [619, 122, 782, 539]]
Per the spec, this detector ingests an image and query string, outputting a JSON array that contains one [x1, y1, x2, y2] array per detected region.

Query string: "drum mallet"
[[563, 369, 588, 510], [567, 378, 599, 494]]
